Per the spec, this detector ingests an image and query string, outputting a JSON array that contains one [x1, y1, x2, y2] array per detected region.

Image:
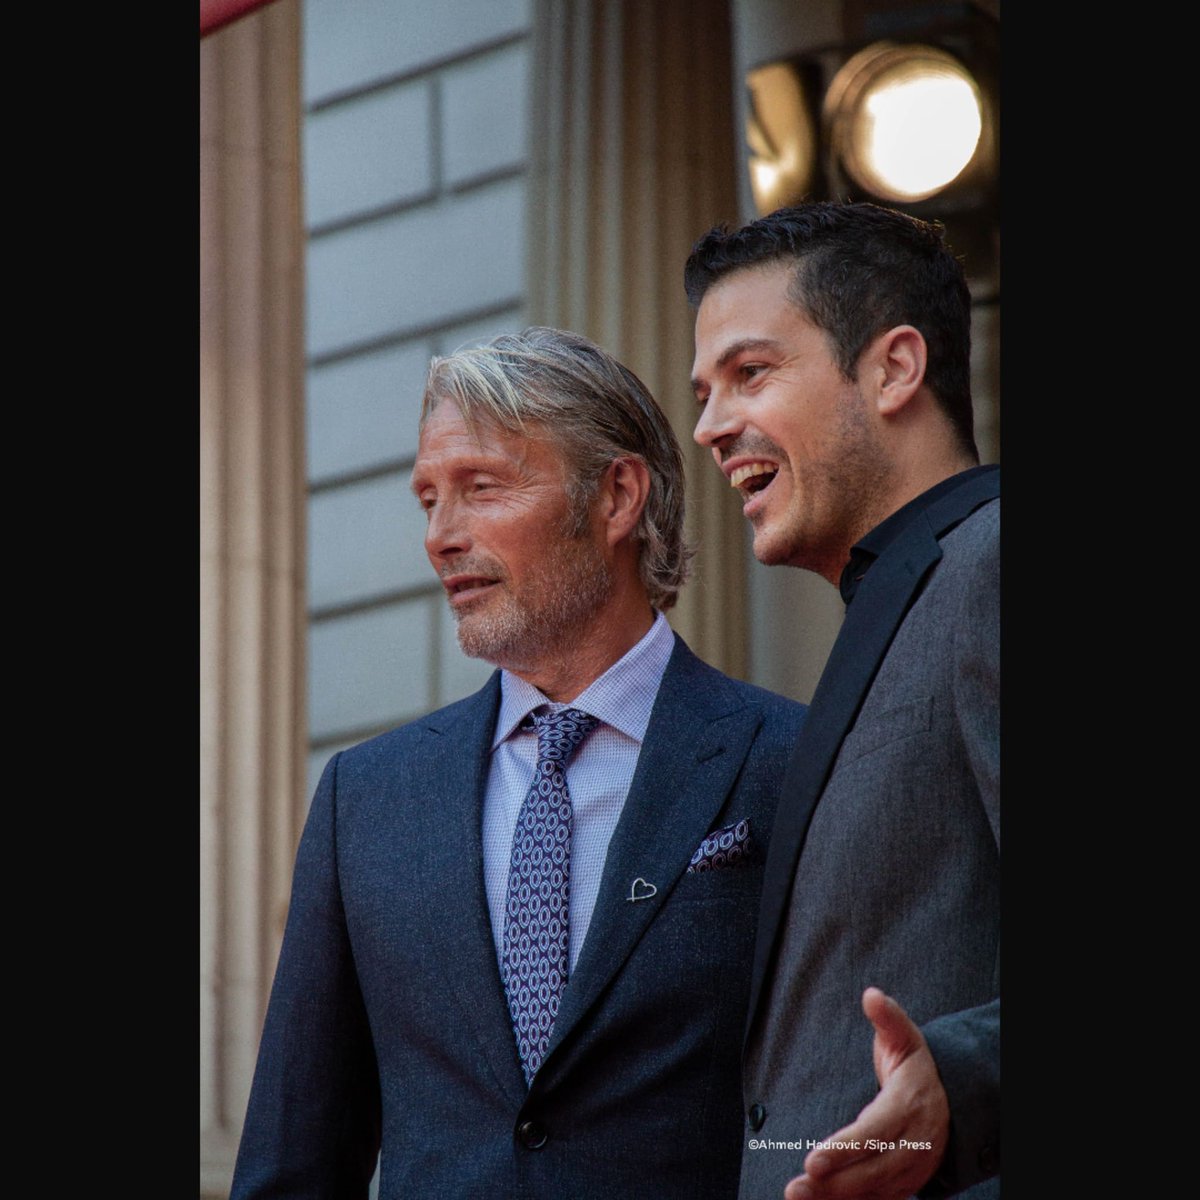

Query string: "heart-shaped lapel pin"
[[627, 877, 658, 902]]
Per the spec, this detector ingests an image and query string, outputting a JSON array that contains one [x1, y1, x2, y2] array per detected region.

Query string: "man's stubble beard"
[[763, 385, 895, 577], [452, 529, 615, 672]]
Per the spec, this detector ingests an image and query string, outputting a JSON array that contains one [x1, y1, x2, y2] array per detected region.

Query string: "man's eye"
[[741, 363, 766, 379]]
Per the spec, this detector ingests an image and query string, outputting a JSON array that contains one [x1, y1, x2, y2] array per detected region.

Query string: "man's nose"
[[424, 501, 470, 561], [693, 394, 740, 451]]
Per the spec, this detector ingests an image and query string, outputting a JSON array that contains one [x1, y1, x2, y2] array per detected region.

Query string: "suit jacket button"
[[517, 1119, 549, 1150], [978, 1143, 999, 1174], [748, 1104, 767, 1131]]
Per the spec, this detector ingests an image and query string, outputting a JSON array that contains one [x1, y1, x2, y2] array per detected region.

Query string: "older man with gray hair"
[[232, 326, 806, 1200]]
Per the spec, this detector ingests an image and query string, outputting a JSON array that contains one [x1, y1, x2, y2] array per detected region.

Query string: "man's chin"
[[454, 607, 535, 668], [750, 525, 791, 568]]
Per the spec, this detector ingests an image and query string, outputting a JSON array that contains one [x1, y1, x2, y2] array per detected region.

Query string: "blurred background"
[[200, 1, 999, 1193]]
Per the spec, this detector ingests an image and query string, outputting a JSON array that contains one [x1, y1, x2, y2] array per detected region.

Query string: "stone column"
[[527, 0, 747, 677], [199, 3, 305, 1194]]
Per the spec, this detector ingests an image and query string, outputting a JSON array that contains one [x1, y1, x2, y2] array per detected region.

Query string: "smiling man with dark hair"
[[687, 203, 999, 1200]]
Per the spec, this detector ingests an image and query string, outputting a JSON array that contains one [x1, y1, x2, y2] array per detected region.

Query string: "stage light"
[[824, 43, 987, 204], [746, 61, 818, 218]]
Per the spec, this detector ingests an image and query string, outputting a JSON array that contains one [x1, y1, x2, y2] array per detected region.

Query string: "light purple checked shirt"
[[481, 610, 675, 974]]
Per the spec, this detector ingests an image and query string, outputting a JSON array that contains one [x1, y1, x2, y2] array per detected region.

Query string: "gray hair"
[[421, 326, 693, 611]]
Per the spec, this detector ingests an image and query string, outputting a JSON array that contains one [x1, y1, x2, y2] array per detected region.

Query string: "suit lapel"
[[544, 638, 764, 1064], [408, 675, 529, 1107], [746, 471, 1000, 1034]]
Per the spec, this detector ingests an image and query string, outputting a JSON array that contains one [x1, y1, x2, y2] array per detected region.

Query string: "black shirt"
[[838, 465, 1000, 607]]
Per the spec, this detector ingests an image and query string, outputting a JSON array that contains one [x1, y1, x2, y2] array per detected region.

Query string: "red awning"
[[200, 0, 280, 37]]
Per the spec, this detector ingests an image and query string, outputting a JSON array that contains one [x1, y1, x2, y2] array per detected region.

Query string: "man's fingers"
[[789, 997, 950, 1199], [787, 1118, 942, 1200], [802, 1087, 900, 1180], [802, 1120, 876, 1178], [862, 987, 922, 1081], [786, 1139, 936, 1200]]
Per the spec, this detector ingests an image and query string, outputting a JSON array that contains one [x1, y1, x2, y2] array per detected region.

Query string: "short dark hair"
[[684, 201, 977, 458], [422, 327, 693, 611]]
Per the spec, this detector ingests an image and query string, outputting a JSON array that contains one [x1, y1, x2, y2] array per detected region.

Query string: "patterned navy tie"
[[501, 706, 599, 1085]]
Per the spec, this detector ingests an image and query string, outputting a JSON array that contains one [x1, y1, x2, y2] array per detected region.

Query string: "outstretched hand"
[[783, 988, 949, 1200]]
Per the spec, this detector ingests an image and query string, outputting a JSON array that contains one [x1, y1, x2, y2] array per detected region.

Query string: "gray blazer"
[[232, 634, 806, 1199], [740, 471, 1000, 1200]]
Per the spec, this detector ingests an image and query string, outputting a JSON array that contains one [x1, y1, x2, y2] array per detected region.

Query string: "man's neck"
[[821, 453, 979, 586]]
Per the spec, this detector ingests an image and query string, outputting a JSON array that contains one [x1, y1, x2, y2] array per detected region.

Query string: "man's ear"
[[864, 325, 927, 417], [597, 457, 651, 548]]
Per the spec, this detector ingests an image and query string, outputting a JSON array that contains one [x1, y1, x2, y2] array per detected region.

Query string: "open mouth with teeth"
[[729, 462, 779, 497], [445, 576, 500, 606]]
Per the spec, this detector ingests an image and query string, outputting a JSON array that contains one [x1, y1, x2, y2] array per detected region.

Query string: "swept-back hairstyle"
[[684, 201, 978, 459], [421, 326, 693, 610]]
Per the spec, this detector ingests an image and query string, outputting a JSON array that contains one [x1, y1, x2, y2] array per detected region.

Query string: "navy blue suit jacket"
[[232, 635, 806, 1199]]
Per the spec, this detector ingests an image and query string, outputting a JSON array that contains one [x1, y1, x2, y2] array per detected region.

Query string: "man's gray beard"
[[453, 534, 615, 669]]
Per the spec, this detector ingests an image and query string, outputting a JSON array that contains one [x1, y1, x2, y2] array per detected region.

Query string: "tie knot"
[[532, 707, 599, 763]]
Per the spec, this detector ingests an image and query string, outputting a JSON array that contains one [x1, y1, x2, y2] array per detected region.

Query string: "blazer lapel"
[[544, 638, 765, 1064], [406, 675, 529, 1107], [746, 470, 1001, 1034]]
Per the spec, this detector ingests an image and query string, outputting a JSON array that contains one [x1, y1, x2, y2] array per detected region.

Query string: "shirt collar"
[[838, 464, 999, 606], [492, 610, 675, 749]]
